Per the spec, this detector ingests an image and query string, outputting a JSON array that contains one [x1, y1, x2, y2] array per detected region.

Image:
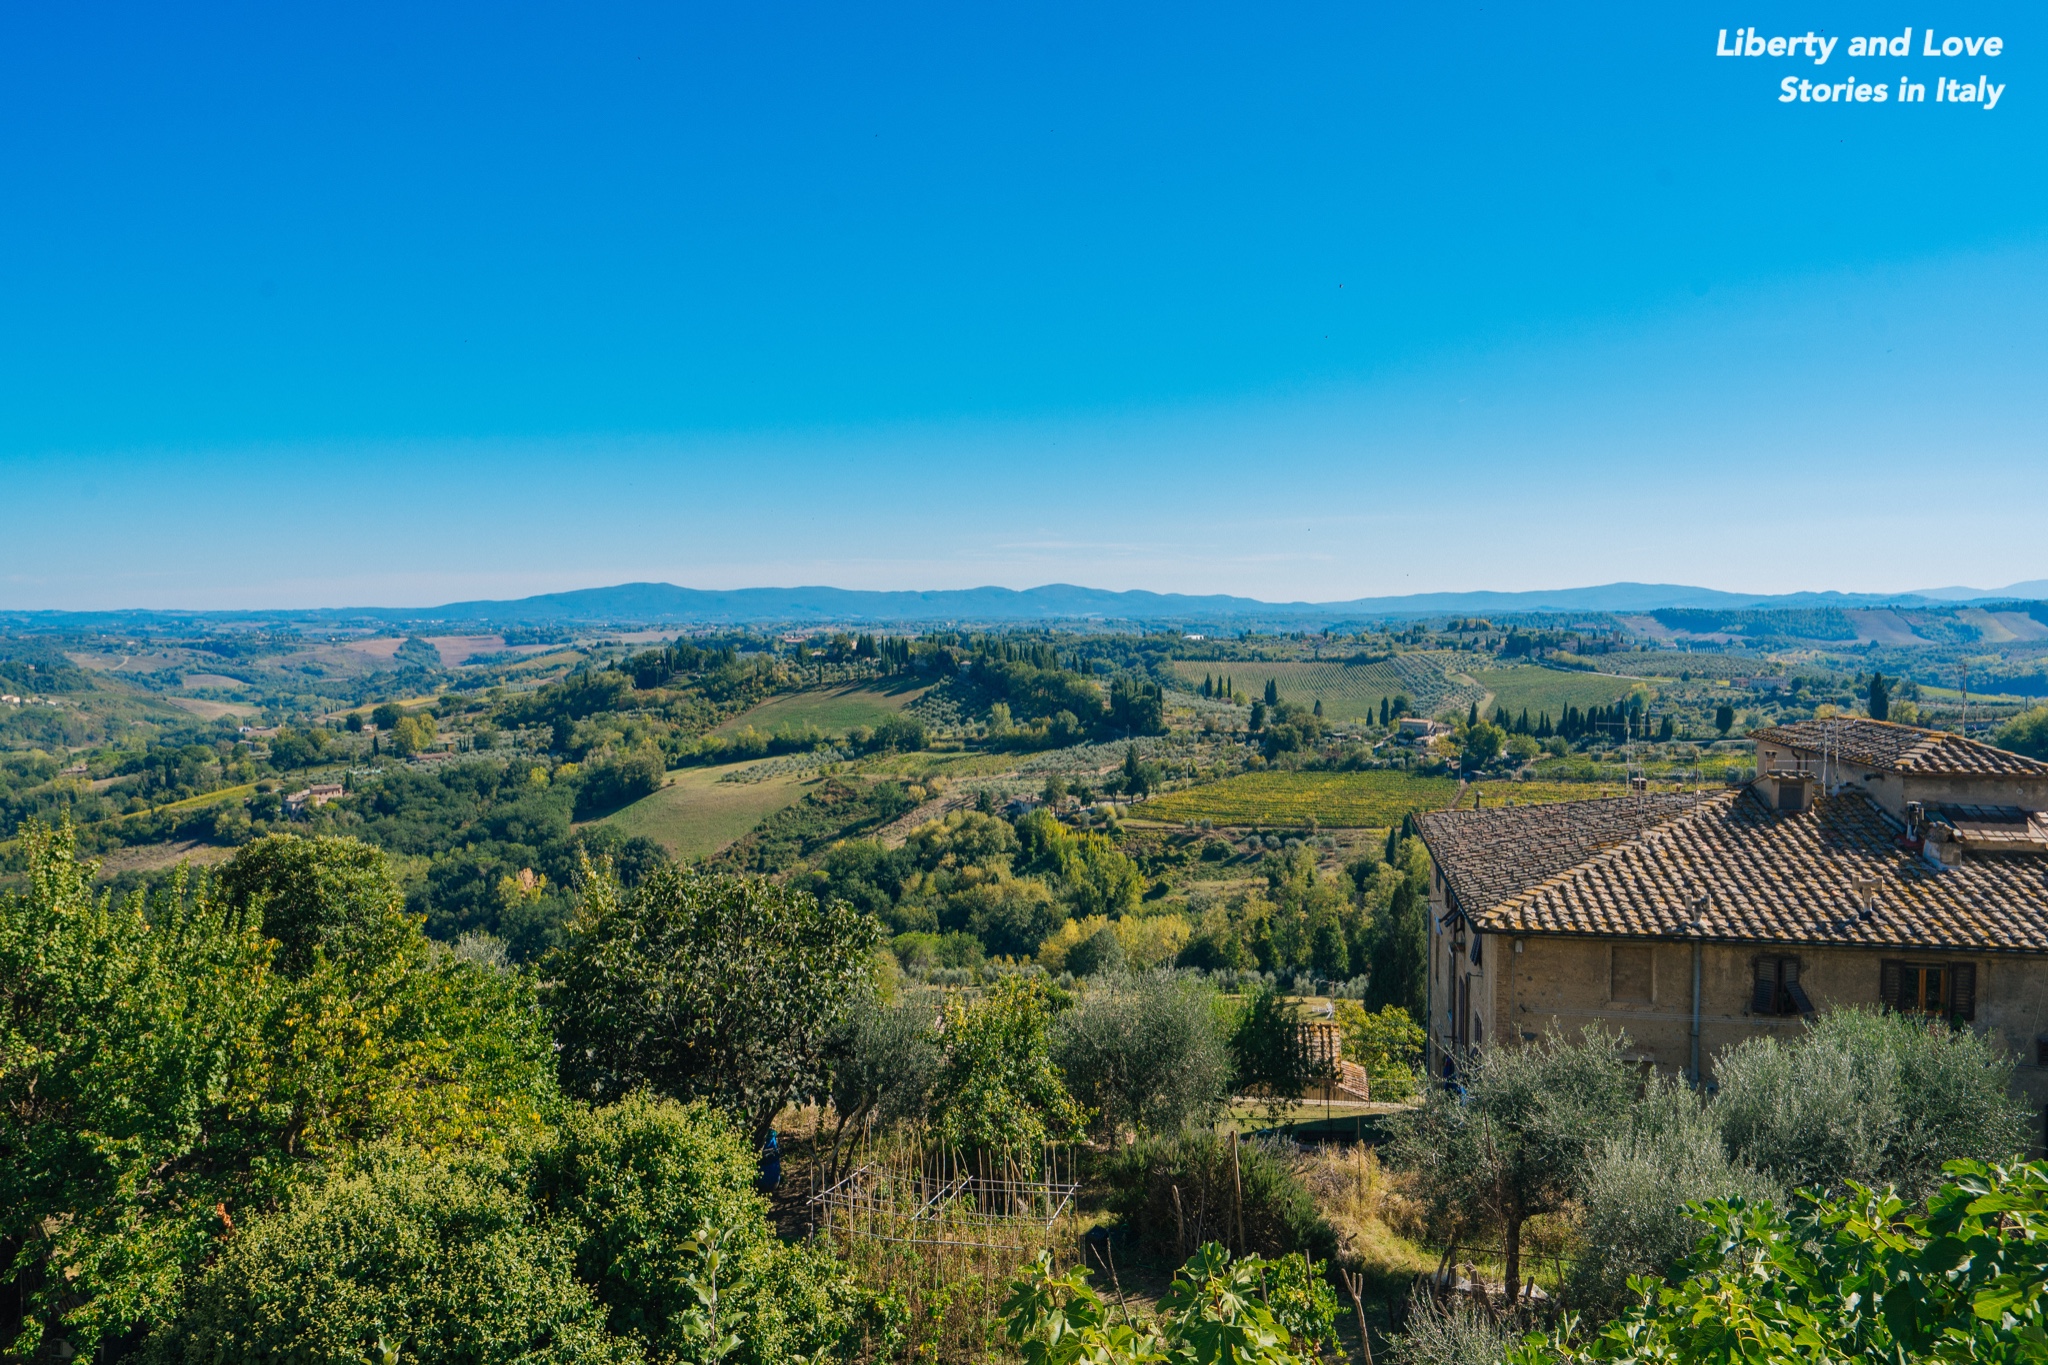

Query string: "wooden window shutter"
[[1783, 958, 1814, 1015], [1951, 963, 1976, 1022], [1879, 959, 1903, 1011], [1752, 958, 1779, 1013]]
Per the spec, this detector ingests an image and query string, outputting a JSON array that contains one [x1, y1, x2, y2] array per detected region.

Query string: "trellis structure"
[[811, 1148, 1078, 1249]]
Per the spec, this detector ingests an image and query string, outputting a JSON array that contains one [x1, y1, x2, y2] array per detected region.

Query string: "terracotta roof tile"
[[1418, 789, 2048, 953], [1416, 794, 1710, 918], [1750, 718, 2048, 779]]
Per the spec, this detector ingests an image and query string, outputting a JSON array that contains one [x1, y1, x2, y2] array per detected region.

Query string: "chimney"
[[1758, 770, 1814, 814]]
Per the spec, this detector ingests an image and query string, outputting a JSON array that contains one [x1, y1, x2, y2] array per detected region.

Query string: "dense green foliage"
[[928, 974, 1088, 1156], [1511, 1160, 2048, 1365], [1002, 1242, 1339, 1365], [1102, 1132, 1339, 1267], [1713, 1007, 2027, 1200], [1054, 971, 1234, 1138], [545, 860, 883, 1145], [0, 825, 558, 1358]]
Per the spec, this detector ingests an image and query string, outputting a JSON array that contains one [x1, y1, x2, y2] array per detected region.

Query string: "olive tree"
[[1055, 971, 1233, 1139], [1389, 1028, 1636, 1306], [1567, 1077, 1777, 1317], [1714, 1006, 2027, 1200]]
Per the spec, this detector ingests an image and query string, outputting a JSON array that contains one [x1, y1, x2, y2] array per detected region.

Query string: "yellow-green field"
[[1139, 770, 1461, 827], [1451, 779, 1695, 809], [598, 765, 809, 859], [712, 682, 927, 738], [1469, 667, 1646, 721]]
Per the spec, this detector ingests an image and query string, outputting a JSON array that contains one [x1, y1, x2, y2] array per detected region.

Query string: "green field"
[[1168, 656, 1480, 723], [712, 682, 926, 738], [598, 765, 809, 859], [1470, 667, 1645, 722], [1139, 770, 1461, 828]]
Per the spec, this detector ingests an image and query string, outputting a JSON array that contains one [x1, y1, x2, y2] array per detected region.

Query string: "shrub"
[[1713, 1007, 2027, 1199], [1102, 1131, 1337, 1267], [929, 974, 1086, 1157], [1566, 1078, 1776, 1318], [1335, 1001, 1424, 1101], [1055, 971, 1232, 1138], [531, 1097, 862, 1365], [1388, 1289, 1518, 1365], [1067, 921, 1127, 976], [147, 1146, 633, 1365]]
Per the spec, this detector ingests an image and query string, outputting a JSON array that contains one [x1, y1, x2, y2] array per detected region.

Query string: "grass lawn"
[[1140, 770, 1460, 827], [599, 765, 810, 860], [712, 682, 927, 738], [1470, 666, 1645, 722]]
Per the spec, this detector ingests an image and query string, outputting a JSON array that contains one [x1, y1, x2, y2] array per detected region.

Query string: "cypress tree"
[[1264, 678, 1279, 706], [1379, 696, 1390, 727], [1313, 698, 1323, 718], [1467, 700, 1480, 728]]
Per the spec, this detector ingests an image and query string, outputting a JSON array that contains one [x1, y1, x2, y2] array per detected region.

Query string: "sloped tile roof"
[[1416, 793, 1711, 917], [1418, 789, 2048, 953], [1750, 718, 2048, 779]]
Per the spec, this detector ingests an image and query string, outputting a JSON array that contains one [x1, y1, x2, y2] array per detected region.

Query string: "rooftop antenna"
[[1959, 663, 1969, 736]]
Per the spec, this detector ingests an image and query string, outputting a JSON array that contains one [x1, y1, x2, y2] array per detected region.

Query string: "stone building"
[[1415, 718, 2048, 1145]]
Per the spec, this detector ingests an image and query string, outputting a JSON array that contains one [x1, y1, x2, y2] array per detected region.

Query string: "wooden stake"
[[1231, 1130, 1245, 1254], [1342, 1269, 1376, 1365]]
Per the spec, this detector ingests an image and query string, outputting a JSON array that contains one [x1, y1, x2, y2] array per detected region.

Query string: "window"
[[1611, 945, 1654, 1003], [1752, 955, 1812, 1015], [1880, 959, 1976, 1021]]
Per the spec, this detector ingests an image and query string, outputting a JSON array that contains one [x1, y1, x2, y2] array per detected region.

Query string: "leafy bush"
[[1714, 1007, 2027, 1200], [1389, 1289, 1520, 1365], [0, 826, 556, 1359], [1054, 971, 1232, 1138], [1335, 1001, 1423, 1101], [928, 974, 1086, 1156], [1566, 1078, 1777, 1318], [1102, 1132, 1337, 1267], [1995, 705, 2048, 759], [531, 1097, 863, 1365], [146, 1146, 633, 1365], [544, 858, 882, 1145], [570, 746, 664, 819], [1511, 1160, 2048, 1365], [1229, 983, 1320, 1117], [1003, 1242, 1336, 1365]]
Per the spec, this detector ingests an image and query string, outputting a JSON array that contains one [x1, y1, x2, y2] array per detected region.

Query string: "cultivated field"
[[1469, 666, 1644, 721], [712, 682, 927, 738], [1167, 655, 1480, 723], [1139, 770, 1461, 828], [162, 696, 259, 720], [1453, 779, 1696, 809], [598, 765, 809, 859]]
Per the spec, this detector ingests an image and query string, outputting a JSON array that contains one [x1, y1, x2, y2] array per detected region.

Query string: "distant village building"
[[1397, 717, 1448, 740], [284, 782, 346, 814], [1417, 718, 2048, 1147]]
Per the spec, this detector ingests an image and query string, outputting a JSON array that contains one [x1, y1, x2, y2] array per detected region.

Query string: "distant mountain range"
[[1908, 580, 2048, 601], [7, 578, 2046, 631]]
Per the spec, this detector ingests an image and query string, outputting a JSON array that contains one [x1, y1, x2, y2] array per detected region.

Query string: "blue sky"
[[1, 3, 2041, 609]]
